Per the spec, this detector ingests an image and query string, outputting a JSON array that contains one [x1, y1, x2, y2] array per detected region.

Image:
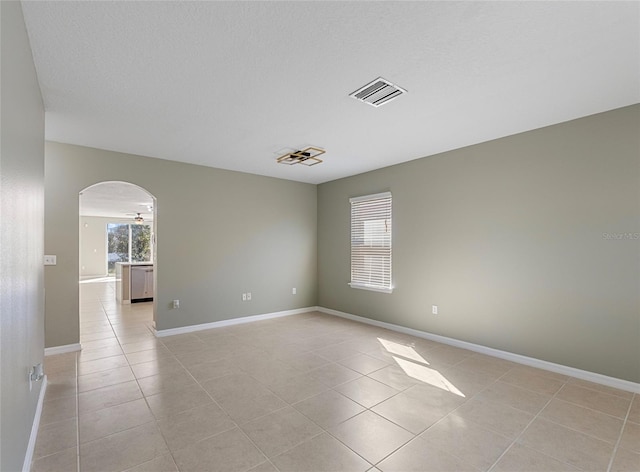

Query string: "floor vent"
[[349, 77, 407, 107]]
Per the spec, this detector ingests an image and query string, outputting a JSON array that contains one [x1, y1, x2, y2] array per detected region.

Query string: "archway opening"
[[78, 181, 157, 342]]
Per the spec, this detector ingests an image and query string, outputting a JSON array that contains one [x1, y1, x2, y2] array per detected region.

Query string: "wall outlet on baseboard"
[[432, 305, 438, 315]]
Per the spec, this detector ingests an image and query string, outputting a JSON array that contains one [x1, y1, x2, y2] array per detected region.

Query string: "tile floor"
[[32, 280, 640, 472]]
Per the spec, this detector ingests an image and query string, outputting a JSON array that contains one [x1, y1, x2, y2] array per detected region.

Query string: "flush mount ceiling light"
[[349, 77, 407, 107], [276, 147, 325, 166]]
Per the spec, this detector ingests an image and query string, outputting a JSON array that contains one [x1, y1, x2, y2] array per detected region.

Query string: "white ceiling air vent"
[[349, 77, 407, 107]]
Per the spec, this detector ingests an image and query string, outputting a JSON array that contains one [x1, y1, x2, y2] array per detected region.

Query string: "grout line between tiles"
[[605, 393, 635, 472]]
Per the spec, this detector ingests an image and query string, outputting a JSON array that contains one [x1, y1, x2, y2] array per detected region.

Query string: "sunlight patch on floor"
[[378, 338, 465, 397]]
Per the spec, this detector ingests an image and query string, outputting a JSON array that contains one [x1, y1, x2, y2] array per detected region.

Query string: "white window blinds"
[[349, 192, 392, 293]]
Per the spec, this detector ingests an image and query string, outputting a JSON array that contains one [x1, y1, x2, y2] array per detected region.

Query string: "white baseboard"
[[22, 376, 47, 472], [318, 307, 640, 394], [44, 343, 82, 356], [154, 306, 320, 337]]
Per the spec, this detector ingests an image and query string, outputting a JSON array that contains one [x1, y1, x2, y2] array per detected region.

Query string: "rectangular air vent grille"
[[349, 77, 407, 107]]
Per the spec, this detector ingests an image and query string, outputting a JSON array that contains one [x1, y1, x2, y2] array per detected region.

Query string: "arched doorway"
[[78, 181, 157, 345]]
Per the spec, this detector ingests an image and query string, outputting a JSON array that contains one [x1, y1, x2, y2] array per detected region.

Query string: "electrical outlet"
[[292, 287, 297, 295], [247, 292, 252, 301], [242, 293, 247, 301], [432, 305, 438, 315], [44, 255, 57, 265], [172, 300, 180, 309]]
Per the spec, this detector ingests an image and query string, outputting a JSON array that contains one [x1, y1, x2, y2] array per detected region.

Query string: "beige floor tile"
[[156, 403, 236, 453], [43, 375, 77, 401], [271, 433, 371, 472], [120, 339, 166, 354], [628, 395, 640, 424], [435, 365, 499, 398], [566, 377, 634, 399], [368, 364, 421, 391], [454, 353, 516, 378], [30, 446, 78, 472], [241, 406, 322, 458], [476, 380, 551, 414], [453, 396, 534, 439], [372, 383, 465, 434], [78, 345, 124, 363], [81, 338, 121, 351], [172, 427, 266, 472], [34, 418, 77, 459], [80, 331, 116, 342], [293, 389, 365, 428], [620, 421, 640, 453], [125, 347, 173, 365], [130, 356, 185, 379], [329, 411, 414, 464], [491, 444, 580, 472], [185, 357, 238, 382], [124, 453, 178, 472], [334, 376, 400, 408], [80, 422, 169, 472], [40, 396, 76, 425], [77, 354, 129, 375], [610, 446, 640, 472], [79, 398, 154, 443], [247, 462, 278, 472], [138, 369, 198, 396], [499, 367, 566, 396], [556, 384, 631, 418], [215, 388, 288, 424], [421, 414, 512, 470], [539, 398, 624, 443], [377, 436, 477, 472], [419, 344, 475, 367], [277, 351, 331, 372], [266, 371, 329, 404], [307, 363, 362, 387], [518, 417, 614, 470], [77, 366, 135, 393], [44, 353, 77, 375], [313, 343, 362, 362], [78, 380, 142, 413], [146, 384, 213, 419], [338, 353, 391, 375], [202, 372, 266, 399]]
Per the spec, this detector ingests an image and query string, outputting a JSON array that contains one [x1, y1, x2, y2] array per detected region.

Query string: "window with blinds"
[[349, 192, 392, 293]]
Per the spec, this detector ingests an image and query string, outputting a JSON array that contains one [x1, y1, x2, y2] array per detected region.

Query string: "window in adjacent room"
[[350, 191, 392, 293], [107, 223, 152, 274]]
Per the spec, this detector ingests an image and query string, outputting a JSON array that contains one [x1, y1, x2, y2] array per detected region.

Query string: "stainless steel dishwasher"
[[131, 265, 154, 302]]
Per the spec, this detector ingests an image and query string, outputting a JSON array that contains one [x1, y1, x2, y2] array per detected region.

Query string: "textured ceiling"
[[22, 1, 640, 184], [80, 182, 154, 220]]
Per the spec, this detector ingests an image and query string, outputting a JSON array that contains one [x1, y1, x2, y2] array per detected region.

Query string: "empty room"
[[1, 1, 639, 472]]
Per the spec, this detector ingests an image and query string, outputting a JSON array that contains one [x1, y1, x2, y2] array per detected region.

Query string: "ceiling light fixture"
[[134, 213, 144, 224], [276, 147, 325, 166], [349, 77, 407, 107]]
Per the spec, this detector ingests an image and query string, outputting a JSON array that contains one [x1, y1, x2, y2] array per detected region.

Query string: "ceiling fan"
[[125, 212, 148, 224]]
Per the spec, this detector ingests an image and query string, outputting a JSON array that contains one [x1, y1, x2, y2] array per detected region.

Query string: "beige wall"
[[318, 105, 640, 383], [45, 142, 317, 346], [80, 216, 108, 277], [0, 1, 46, 470]]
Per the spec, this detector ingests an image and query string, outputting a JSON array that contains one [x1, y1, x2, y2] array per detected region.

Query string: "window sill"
[[348, 283, 393, 294]]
